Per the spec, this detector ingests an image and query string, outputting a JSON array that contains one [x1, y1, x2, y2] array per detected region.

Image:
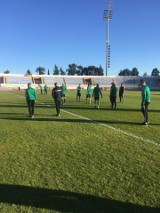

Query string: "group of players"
[[76, 83, 124, 109], [25, 82, 124, 117], [25, 79, 150, 125]]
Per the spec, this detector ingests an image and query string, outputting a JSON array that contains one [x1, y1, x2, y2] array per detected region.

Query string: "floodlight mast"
[[103, 0, 113, 76]]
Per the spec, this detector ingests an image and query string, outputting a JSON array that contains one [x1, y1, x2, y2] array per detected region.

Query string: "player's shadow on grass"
[[0, 104, 159, 112], [0, 184, 159, 213], [0, 104, 53, 108], [0, 117, 136, 124], [2, 117, 160, 126], [0, 112, 22, 115], [0, 105, 26, 108], [114, 108, 160, 113], [62, 106, 160, 112]]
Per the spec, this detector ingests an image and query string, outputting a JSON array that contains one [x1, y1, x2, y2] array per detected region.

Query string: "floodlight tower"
[[103, 0, 113, 76]]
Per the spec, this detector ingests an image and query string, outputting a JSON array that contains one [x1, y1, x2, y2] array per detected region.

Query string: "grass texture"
[[0, 90, 160, 213]]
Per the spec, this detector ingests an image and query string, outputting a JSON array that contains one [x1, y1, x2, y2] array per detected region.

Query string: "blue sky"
[[0, 0, 160, 76]]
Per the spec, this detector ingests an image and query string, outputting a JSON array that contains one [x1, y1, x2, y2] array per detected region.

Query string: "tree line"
[[118, 67, 160, 77], [3, 64, 104, 76], [3, 65, 160, 76]]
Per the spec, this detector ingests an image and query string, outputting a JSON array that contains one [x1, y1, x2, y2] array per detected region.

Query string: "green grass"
[[0, 90, 160, 213]]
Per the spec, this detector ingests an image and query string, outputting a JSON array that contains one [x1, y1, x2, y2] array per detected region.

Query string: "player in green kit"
[[25, 83, 37, 118], [52, 82, 62, 116], [92, 84, 102, 109], [140, 79, 150, 125], [86, 84, 92, 104], [40, 84, 43, 94], [110, 82, 117, 109], [61, 84, 67, 105], [76, 84, 82, 102], [44, 84, 48, 94]]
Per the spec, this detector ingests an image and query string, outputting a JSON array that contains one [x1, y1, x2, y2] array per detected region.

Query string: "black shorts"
[[110, 96, 116, 102], [86, 94, 91, 98], [119, 93, 124, 97], [62, 94, 66, 97], [77, 93, 81, 97], [94, 97, 99, 100]]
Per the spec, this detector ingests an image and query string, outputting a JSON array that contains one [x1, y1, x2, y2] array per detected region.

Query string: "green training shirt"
[[44, 85, 48, 90], [86, 86, 92, 95], [61, 85, 67, 95], [110, 86, 117, 97], [77, 86, 82, 94], [25, 87, 37, 101], [93, 86, 102, 98], [142, 85, 150, 104]]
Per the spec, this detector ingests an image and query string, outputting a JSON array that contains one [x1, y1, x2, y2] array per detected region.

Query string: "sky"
[[0, 0, 160, 76]]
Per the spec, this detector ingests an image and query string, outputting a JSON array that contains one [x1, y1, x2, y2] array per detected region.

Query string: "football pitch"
[[0, 90, 160, 213]]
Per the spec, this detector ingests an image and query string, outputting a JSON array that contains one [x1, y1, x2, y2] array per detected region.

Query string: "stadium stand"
[[6, 75, 32, 84], [43, 76, 64, 85], [93, 77, 113, 86], [64, 76, 85, 89], [0, 74, 160, 91], [65, 76, 84, 85], [0, 74, 33, 90]]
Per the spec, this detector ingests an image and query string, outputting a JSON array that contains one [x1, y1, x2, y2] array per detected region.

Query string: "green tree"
[[131, 67, 139, 76], [82, 67, 88, 75], [118, 69, 131, 76], [36, 67, 45, 75], [59, 67, 66, 75], [151, 68, 159, 76], [98, 65, 104, 76], [48, 69, 50, 75], [66, 64, 104, 76], [4, 69, 10, 74], [80, 65, 104, 76], [25, 69, 32, 75], [77, 65, 83, 75], [143, 72, 148, 77], [53, 65, 59, 75], [88, 66, 96, 75], [67, 64, 77, 75]]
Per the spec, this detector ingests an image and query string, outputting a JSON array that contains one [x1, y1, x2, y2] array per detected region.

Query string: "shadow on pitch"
[[0, 103, 159, 113], [1, 117, 155, 126], [0, 184, 159, 213], [61, 106, 160, 112], [0, 104, 54, 109]]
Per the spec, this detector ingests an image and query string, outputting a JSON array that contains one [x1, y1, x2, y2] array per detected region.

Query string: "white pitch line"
[[60, 109, 160, 147], [16, 94, 160, 147]]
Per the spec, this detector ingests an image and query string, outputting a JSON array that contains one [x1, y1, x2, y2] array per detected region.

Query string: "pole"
[[106, 19, 109, 76], [103, 0, 112, 76]]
